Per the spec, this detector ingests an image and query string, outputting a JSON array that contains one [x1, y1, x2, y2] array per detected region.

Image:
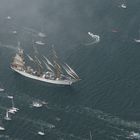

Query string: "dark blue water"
[[0, 0, 140, 139]]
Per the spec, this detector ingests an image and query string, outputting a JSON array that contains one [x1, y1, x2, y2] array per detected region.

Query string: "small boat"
[[32, 101, 43, 108], [129, 131, 140, 139], [11, 47, 80, 85], [4, 110, 11, 121], [0, 126, 5, 131], [8, 96, 19, 113], [134, 39, 140, 43], [35, 41, 45, 45], [6, 16, 12, 20], [0, 88, 4, 92], [38, 32, 46, 38], [38, 131, 45, 136], [37, 126, 45, 136]]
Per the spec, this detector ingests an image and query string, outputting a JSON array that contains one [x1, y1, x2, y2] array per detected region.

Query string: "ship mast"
[[32, 41, 43, 75], [52, 47, 62, 79]]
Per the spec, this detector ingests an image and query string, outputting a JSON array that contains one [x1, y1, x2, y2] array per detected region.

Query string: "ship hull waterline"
[[11, 67, 75, 86]]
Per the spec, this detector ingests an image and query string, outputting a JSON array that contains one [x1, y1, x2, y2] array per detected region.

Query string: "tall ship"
[[10, 48, 80, 85]]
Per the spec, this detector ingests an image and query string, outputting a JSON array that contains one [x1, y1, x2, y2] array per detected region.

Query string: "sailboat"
[[121, 3, 127, 8], [0, 126, 5, 131], [120, 0, 127, 9], [0, 82, 4, 92], [37, 126, 45, 136], [0, 120, 5, 130], [7, 96, 19, 114], [11, 47, 80, 85], [4, 110, 11, 121]]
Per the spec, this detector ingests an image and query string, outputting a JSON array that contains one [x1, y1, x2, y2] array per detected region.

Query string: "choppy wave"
[[0, 90, 140, 140], [5, 90, 140, 131]]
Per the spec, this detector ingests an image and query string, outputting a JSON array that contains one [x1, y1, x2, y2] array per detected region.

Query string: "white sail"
[[43, 56, 54, 68], [6, 16, 12, 20], [62, 65, 77, 79], [14, 54, 23, 62], [43, 60, 54, 72], [121, 3, 127, 8], [12, 31, 17, 34], [38, 131, 45, 135], [12, 53, 25, 68], [65, 63, 79, 79], [35, 56, 44, 70], [26, 54, 34, 61]]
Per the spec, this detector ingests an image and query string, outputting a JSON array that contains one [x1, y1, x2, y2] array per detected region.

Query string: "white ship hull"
[[11, 67, 75, 85]]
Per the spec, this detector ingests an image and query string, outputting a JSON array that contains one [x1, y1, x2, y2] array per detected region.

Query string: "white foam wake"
[[85, 32, 100, 46]]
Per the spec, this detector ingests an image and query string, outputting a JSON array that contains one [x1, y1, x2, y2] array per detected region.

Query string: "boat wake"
[[0, 42, 18, 51], [85, 32, 100, 46], [15, 115, 87, 140], [0, 134, 23, 140], [13, 92, 140, 132], [76, 106, 140, 130]]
